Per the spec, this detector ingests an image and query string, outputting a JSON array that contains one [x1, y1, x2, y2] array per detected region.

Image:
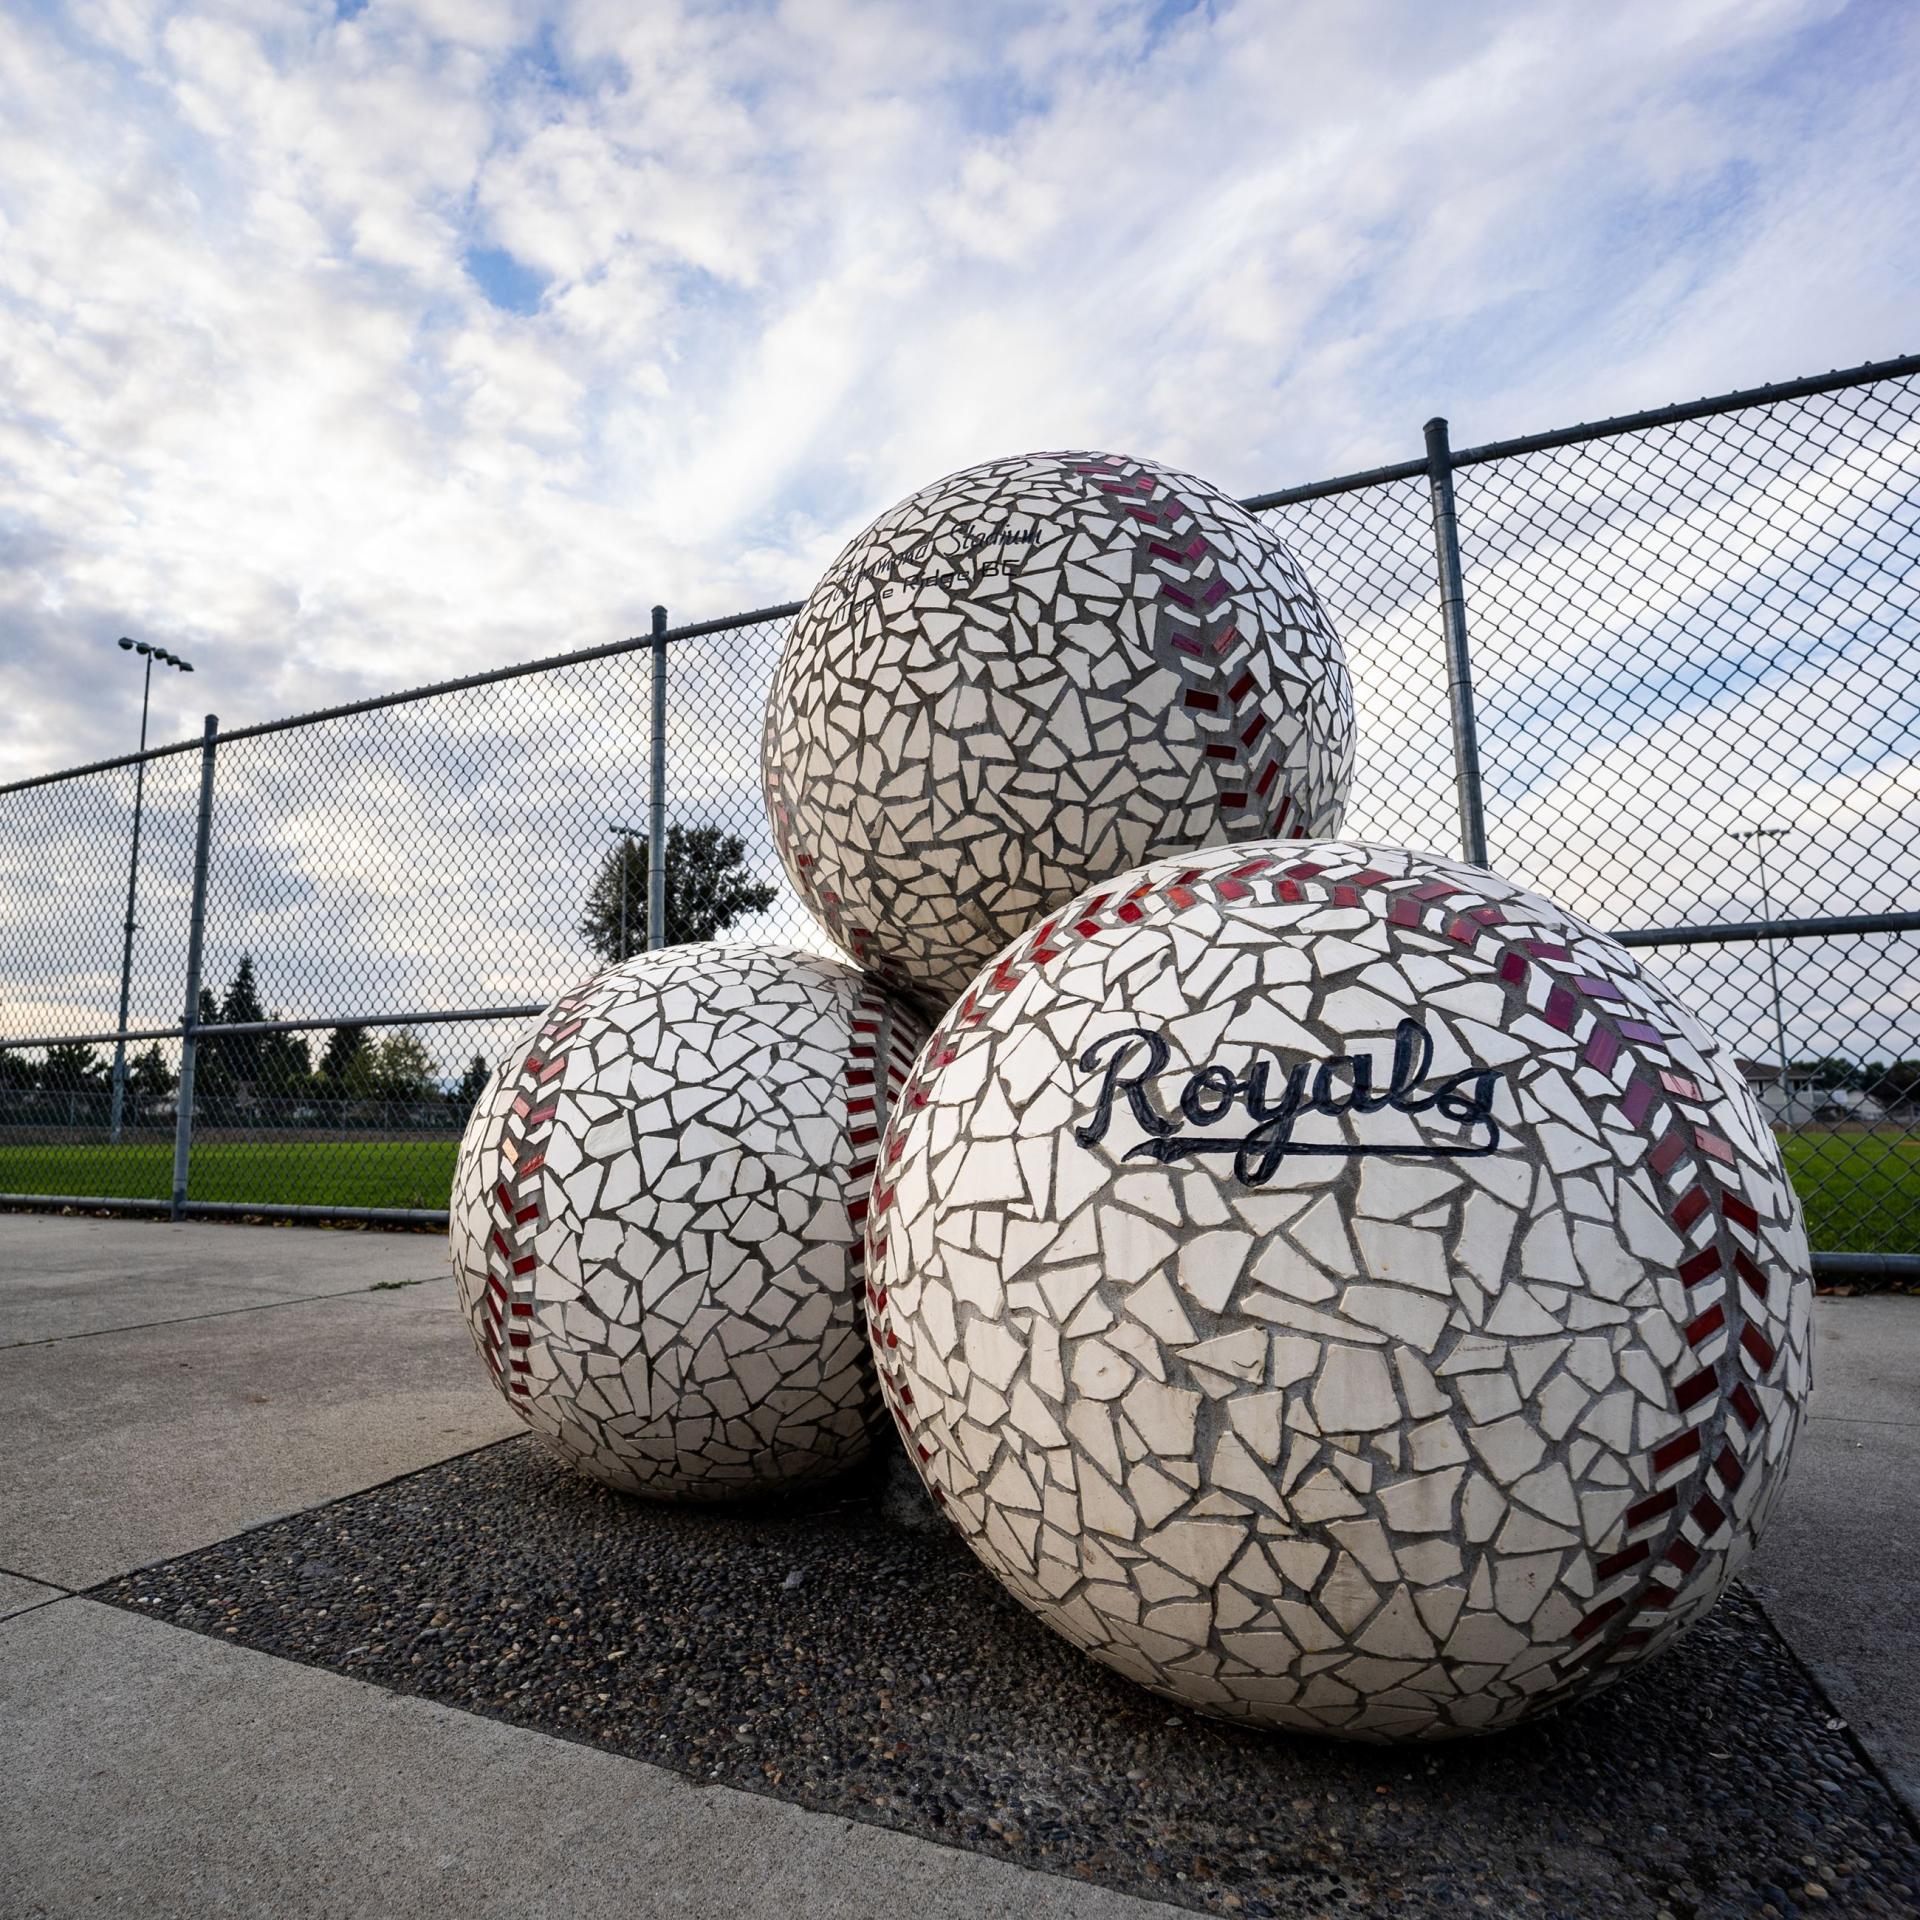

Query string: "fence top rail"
[[11, 911, 1915, 1053], [1242, 348, 1920, 510], [0, 599, 815, 797], [4, 350, 1914, 798]]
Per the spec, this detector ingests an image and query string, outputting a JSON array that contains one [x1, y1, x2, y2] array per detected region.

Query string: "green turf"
[[1, 1131, 1915, 1254], [0, 1138, 460, 1212], [1781, 1132, 1920, 1259]]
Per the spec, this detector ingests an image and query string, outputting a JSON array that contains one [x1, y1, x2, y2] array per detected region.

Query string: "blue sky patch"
[[464, 245, 548, 316]]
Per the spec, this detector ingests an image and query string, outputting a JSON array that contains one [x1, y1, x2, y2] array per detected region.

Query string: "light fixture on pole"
[[109, 637, 195, 1145], [607, 821, 648, 962], [1730, 823, 1793, 1131]]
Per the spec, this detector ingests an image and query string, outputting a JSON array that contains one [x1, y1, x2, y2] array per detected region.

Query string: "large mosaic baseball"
[[866, 842, 1812, 1739], [764, 451, 1354, 1006], [451, 943, 926, 1500]]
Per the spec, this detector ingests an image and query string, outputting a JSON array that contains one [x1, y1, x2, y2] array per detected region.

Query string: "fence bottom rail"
[[2, 1189, 1914, 1279], [0, 1192, 446, 1229]]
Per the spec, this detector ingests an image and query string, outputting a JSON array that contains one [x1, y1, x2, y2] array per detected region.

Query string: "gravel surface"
[[98, 1436, 1919, 1918]]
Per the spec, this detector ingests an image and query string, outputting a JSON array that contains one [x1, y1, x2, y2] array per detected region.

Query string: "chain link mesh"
[[1249, 476, 1456, 853], [657, 613, 820, 957], [0, 747, 204, 1199], [1, 366, 1913, 1251], [1447, 374, 1920, 1258]]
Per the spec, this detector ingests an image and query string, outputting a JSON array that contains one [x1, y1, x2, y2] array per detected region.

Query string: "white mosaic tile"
[[865, 841, 1814, 1739], [763, 451, 1354, 1005], [450, 943, 926, 1500]]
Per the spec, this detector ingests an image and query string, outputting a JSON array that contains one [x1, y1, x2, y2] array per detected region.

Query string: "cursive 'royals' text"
[[1073, 1018, 1505, 1187]]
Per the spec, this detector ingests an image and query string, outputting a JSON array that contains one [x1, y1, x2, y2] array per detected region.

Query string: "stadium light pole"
[[607, 821, 648, 961], [1731, 823, 1794, 1131], [109, 638, 194, 1144]]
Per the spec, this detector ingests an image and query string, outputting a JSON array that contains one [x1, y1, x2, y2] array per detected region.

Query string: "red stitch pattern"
[[474, 983, 595, 1403], [1071, 457, 1306, 839], [762, 452, 1352, 1007]]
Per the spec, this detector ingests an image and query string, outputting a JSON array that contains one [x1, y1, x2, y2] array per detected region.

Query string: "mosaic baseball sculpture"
[[450, 943, 926, 1499], [864, 841, 1812, 1738], [763, 451, 1355, 1005]]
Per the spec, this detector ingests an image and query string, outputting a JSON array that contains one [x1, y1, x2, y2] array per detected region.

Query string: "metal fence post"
[[1423, 417, 1490, 867], [170, 715, 219, 1221], [648, 604, 669, 949]]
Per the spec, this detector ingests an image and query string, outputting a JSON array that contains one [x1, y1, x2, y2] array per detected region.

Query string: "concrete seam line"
[[0, 1563, 79, 1593], [0, 1277, 452, 1351], [78, 1433, 526, 1595], [1803, 1414, 1920, 1430], [1745, 1585, 1920, 1838], [0, 1591, 76, 1625]]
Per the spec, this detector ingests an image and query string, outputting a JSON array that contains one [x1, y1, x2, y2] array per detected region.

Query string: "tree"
[[1875, 1060, 1920, 1110], [219, 954, 267, 1090], [580, 824, 779, 962], [372, 1028, 435, 1101], [453, 1052, 492, 1115], [41, 1041, 106, 1087], [192, 985, 234, 1097], [1789, 1057, 1859, 1093], [315, 1024, 375, 1098], [258, 1021, 312, 1100], [129, 1043, 177, 1098], [0, 1050, 35, 1091]]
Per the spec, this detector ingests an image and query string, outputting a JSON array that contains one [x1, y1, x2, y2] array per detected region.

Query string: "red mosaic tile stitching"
[[473, 979, 597, 1401], [1070, 458, 1301, 838]]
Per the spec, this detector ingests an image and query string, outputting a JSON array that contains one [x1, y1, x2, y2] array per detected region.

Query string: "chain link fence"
[[3, 354, 1915, 1269]]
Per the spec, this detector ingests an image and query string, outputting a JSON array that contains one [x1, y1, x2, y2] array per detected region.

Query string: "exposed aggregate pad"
[[99, 1438, 1919, 1920]]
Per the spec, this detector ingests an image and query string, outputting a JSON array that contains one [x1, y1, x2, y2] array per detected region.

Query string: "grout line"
[[0, 1276, 448, 1351]]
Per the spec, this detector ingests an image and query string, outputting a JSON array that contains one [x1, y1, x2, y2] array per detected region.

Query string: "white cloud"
[[0, 0, 1914, 1070]]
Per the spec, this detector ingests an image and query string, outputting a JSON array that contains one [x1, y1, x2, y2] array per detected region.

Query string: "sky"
[[0, 0, 1916, 1074]]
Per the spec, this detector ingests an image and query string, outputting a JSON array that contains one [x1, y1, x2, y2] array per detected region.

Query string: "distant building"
[[1735, 1060, 1886, 1125]]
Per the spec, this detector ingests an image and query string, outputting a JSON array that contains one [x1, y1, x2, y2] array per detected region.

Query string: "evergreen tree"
[[0, 1050, 36, 1091], [315, 1024, 375, 1098], [453, 1052, 492, 1115], [128, 1043, 177, 1098], [192, 985, 234, 1097], [258, 1020, 312, 1100], [580, 824, 778, 962], [41, 1040, 107, 1087], [219, 954, 267, 1090]]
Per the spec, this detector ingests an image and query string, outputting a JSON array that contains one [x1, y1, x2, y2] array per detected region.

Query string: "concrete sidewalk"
[[1, 1212, 1915, 1916], [1747, 1291, 1920, 1813], [3, 1598, 1160, 1920], [0, 1213, 1166, 1918], [0, 1215, 517, 1590]]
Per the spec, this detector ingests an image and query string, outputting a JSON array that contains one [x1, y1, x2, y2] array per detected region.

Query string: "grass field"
[[1781, 1131, 1920, 1258], [0, 1138, 460, 1213], [2, 1129, 1915, 1255]]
